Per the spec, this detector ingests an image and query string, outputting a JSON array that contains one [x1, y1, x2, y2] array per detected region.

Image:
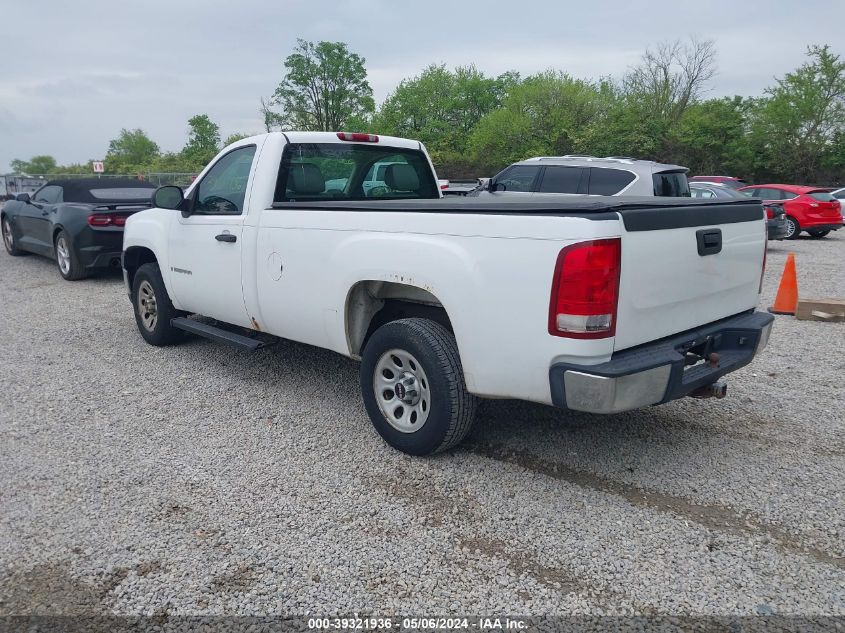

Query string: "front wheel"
[[784, 216, 801, 240], [360, 318, 477, 455], [2, 216, 25, 256], [131, 263, 185, 346], [807, 229, 830, 239], [55, 230, 86, 280]]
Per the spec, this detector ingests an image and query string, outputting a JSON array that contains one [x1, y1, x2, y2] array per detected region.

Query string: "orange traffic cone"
[[768, 253, 799, 315]]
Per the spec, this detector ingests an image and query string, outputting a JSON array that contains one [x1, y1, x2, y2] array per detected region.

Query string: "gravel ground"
[[0, 231, 843, 621]]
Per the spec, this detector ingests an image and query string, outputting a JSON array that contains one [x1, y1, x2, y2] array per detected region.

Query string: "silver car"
[[470, 155, 690, 198]]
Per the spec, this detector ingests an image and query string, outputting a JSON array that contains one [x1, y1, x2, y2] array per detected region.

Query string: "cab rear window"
[[275, 143, 438, 202], [653, 171, 691, 197]]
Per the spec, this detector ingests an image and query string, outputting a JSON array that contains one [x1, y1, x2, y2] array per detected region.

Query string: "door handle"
[[215, 233, 237, 243]]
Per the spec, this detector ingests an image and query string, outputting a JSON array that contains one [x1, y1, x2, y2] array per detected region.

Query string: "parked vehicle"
[[689, 176, 748, 189], [469, 156, 690, 198], [122, 132, 773, 455], [1, 174, 47, 200], [690, 182, 787, 239], [2, 178, 156, 279], [738, 184, 844, 239], [831, 186, 845, 205], [442, 179, 485, 196]]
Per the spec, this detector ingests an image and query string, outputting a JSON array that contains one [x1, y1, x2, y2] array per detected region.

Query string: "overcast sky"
[[2, 0, 843, 171]]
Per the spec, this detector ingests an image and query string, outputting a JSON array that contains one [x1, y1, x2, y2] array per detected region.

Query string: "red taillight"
[[87, 214, 111, 226], [336, 132, 379, 142], [87, 214, 128, 227], [548, 239, 621, 339], [765, 208, 774, 219]]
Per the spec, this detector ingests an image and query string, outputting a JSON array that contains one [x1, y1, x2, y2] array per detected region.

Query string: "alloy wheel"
[[56, 236, 71, 274], [785, 218, 797, 239], [2, 219, 12, 251]]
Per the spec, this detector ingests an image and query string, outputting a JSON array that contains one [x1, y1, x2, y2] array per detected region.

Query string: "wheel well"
[[346, 281, 452, 358], [123, 247, 158, 288]]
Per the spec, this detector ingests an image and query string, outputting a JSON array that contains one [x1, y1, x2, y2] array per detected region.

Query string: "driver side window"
[[34, 185, 62, 204], [194, 145, 256, 215]]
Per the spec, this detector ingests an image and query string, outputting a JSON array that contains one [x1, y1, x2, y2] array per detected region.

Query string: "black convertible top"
[[48, 177, 156, 203]]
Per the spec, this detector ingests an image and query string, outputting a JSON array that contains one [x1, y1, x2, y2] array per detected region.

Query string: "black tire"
[[54, 230, 87, 280], [807, 229, 830, 239], [784, 216, 801, 240], [1, 215, 26, 256], [131, 262, 185, 346], [360, 318, 477, 455]]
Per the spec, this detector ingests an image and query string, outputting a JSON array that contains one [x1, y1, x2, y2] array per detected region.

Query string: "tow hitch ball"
[[689, 379, 728, 399]]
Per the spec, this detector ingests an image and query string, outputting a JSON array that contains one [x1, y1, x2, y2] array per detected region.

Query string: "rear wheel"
[[131, 263, 185, 346], [807, 229, 830, 239], [2, 216, 25, 256], [784, 216, 801, 240], [360, 318, 477, 455], [54, 230, 86, 280]]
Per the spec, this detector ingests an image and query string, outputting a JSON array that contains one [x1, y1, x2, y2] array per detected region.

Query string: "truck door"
[[167, 145, 257, 328]]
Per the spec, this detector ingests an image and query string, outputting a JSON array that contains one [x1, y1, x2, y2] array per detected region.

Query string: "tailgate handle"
[[696, 229, 722, 256]]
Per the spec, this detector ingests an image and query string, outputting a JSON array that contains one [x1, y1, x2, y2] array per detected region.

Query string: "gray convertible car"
[[1, 178, 155, 280]]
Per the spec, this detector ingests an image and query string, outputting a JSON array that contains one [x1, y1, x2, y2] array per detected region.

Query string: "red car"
[[738, 184, 844, 239]]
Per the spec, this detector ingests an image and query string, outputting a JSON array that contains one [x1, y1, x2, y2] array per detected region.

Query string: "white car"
[[471, 156, 690, 198], [122, 132, 773, 455]]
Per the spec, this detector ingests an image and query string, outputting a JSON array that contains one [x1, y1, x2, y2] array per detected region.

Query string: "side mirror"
[[152, 185, 184, 211], [16, 193, 31, 203], [489, 181, 506, 192]]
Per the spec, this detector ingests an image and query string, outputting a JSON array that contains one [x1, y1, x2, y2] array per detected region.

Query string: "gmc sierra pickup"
[[122, 132, 774, 455]]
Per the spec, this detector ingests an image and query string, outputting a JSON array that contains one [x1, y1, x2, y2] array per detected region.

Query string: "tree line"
[[12, 39, 845, 185], [11, 115, 250, 177]]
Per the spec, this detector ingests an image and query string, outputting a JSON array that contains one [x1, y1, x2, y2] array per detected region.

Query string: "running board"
[[171, 317, 268, 351]]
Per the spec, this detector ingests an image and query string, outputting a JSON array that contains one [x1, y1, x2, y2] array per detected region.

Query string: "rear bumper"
[[803, 222, 842, 232], [75, 228, 124, 270], [549, 311, 774, 414], [766, 217, 788, 240]]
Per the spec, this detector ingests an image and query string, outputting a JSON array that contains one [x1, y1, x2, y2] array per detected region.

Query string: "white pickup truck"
[[122, 132, 774, 455]]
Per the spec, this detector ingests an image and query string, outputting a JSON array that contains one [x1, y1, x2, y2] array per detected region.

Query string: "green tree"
[[671, 97, 754, 177], [589, 38, 718, 162], [223, 132, 252, 146], [271, 39, 374, 131], [105, 128, 160, 173], [469, 71, 608, 172], [183, 114, 221, 167], [10, 155, 58, 174], [748, 45, 845, 182], [375, 65, 518, 169]]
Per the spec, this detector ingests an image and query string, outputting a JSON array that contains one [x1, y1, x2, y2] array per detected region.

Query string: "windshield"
[[808, 192, 836, 202], [275, 143, 438, 202]]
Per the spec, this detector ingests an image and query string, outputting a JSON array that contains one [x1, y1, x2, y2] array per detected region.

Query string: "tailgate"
[[613, 200, 766, 351]]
